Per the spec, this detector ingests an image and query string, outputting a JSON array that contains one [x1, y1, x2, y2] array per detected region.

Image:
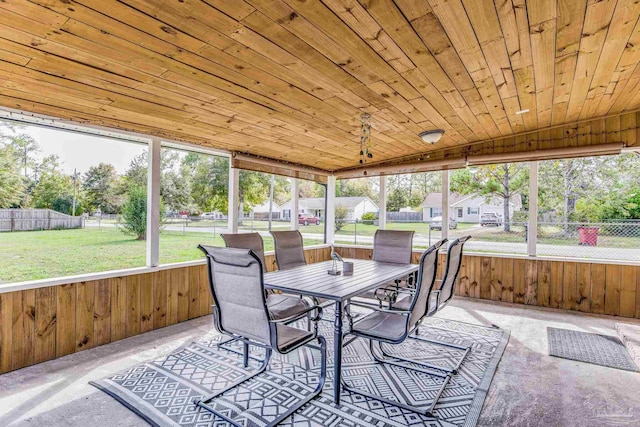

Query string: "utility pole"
[[72, 168, 78, 216], [268, 174, 275, 231]]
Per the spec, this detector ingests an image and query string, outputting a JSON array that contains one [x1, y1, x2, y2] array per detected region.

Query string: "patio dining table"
[[264, 258, 419, 404]]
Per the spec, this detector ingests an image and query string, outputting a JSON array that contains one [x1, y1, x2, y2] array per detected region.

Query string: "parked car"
[[298, 214, 320, 226], [429, 216, 457, 230], [481, 213, 502, 226], [200, 212, 216, 219]]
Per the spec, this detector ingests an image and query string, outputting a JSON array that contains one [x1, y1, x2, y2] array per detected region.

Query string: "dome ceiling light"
[[419, 129, 445, 144]]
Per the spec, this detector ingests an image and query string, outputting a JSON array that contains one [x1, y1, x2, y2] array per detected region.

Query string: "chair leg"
[[264, 336, 327, 426], [197, 337, 327, 426], [242, 342, 249, 368], [340, 339, 450, 418], [217, 337, 265, 364], [409, 332, 471, 375], [194, 348, 273, 427]]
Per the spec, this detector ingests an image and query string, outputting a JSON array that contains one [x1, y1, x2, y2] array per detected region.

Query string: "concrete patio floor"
[[1, 298, 639, 427]]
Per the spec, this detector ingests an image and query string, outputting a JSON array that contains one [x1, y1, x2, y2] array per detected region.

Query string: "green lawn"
[[0, 228, 323, 284]]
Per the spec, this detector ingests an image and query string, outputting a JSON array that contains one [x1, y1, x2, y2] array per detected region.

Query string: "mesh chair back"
[[438, 236, 471, 305], [271, 230, 306, 270], [372, 230, 415, 264], [222, 232, 267, 272], [408, 239, 447, 328], [198, 245, 272, 346]]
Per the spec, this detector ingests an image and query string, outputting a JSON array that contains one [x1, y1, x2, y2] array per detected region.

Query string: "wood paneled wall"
[[0, 246, 331, 375], [335, 247, 640, 320]]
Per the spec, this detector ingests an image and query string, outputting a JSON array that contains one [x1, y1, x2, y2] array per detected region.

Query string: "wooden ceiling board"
[[0, 0, 638, 173]]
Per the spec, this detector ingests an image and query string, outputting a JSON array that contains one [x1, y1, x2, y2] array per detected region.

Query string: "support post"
[[378, 175, 387, 230], [268, 174, 275, 231], [528, 161, 538, 256], [228, 166, 240, 233], [146, 139, 161, 267], [290, 178, 299, 230], [325, 175, 336, 244], [442, 170, 450, 240]]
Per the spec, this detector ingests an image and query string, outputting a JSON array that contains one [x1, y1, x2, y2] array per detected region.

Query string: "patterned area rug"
[[91, 312, 509, 427], [548, 327, 639, 372]]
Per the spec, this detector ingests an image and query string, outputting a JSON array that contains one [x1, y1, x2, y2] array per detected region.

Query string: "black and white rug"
[[91, 312, 509, 427], [548, 327, 639, 372]]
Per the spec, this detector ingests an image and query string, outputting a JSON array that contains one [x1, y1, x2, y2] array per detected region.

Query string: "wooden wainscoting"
[[335, 247, 640, 320], [0, 246, 331, 375]]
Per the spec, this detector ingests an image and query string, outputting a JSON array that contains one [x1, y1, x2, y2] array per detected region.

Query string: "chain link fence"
[[536, 220, 640, 261], [324, 218, 639, 261]]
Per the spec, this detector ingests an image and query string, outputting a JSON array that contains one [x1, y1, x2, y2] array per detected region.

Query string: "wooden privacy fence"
[[335, 247, 640, 320], [386, 211, 423, 222], [0, 209, 83, 232], [0, 246, 331, 375]]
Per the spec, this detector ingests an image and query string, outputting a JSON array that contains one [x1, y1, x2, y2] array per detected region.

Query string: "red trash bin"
[[578, 226, 599, 246]]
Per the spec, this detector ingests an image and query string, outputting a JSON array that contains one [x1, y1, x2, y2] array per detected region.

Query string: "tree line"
[[2, 120, 639, 237]]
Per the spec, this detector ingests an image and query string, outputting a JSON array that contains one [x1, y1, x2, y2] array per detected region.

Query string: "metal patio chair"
[[391, 236, 471, 315], [353, 230, 415, 307], [195, 246, 327, 427], [220, 233, 313, 360], [342, 237, 471, 418], [270, 230, 307, 270], [222, 232, 310, 319]]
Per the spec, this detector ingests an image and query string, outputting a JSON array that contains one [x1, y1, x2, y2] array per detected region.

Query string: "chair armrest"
[[374, 286, 397, 302], [270, 305, 323, 324]]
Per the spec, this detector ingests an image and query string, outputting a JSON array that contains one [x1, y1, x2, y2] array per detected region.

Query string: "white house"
[[279, 196, 379, 221], [250, 200, 281, 219], [422, 192, 522, 223]]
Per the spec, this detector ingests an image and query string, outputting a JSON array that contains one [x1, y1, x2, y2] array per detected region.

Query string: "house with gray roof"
[[279, 196, 378, 221], [421, 192, 522, 223]]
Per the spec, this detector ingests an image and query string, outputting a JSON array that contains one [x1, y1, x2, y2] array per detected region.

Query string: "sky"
[[23, 125, 148, 175]]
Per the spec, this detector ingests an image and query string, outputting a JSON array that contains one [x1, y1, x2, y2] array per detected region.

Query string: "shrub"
[[119, 186, 147, 240], [335, 205, 349, 231], [361, 212, 376, 225]]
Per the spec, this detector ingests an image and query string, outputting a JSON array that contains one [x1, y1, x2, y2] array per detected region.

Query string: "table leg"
[[333, 300, 343, 404]]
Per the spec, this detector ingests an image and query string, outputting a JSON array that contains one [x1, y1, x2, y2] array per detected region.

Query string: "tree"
[[125, 150, 192, 213], [387, 186, 410, 212], [0, 145, 25, 208], [452, 163, 528, 232], [334, 204, 349, 231], [119, 186, 148, 240], [31, 170, 74, 211], [83, 163, 121, 214], [0, 122, 40, 178], [337, 177, 378, 202], [9, 133, 40, 178], [299, 180, 325, 198], [189, 155, 230, 213], [188, 154, 274, 222]]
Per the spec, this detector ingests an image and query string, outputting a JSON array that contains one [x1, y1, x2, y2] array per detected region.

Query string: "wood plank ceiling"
[[0, 0, 639, 172]]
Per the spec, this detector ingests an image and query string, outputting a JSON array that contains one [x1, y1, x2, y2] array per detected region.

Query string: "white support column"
[[290, 178, 299, 230], [146, 139, 161, 267], [528, 161, 538, 256], [228, 166, 239, 233], [442, 170, 450, 240], [378, 175, 387, 230], [325, 175, 336, 244]]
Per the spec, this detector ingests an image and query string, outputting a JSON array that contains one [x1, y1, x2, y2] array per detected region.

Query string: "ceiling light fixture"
[[515, 109, 530, 115], [419, 129, 445, 144]]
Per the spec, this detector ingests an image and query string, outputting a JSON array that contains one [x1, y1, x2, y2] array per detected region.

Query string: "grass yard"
[[0, 228, 323, 284]]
